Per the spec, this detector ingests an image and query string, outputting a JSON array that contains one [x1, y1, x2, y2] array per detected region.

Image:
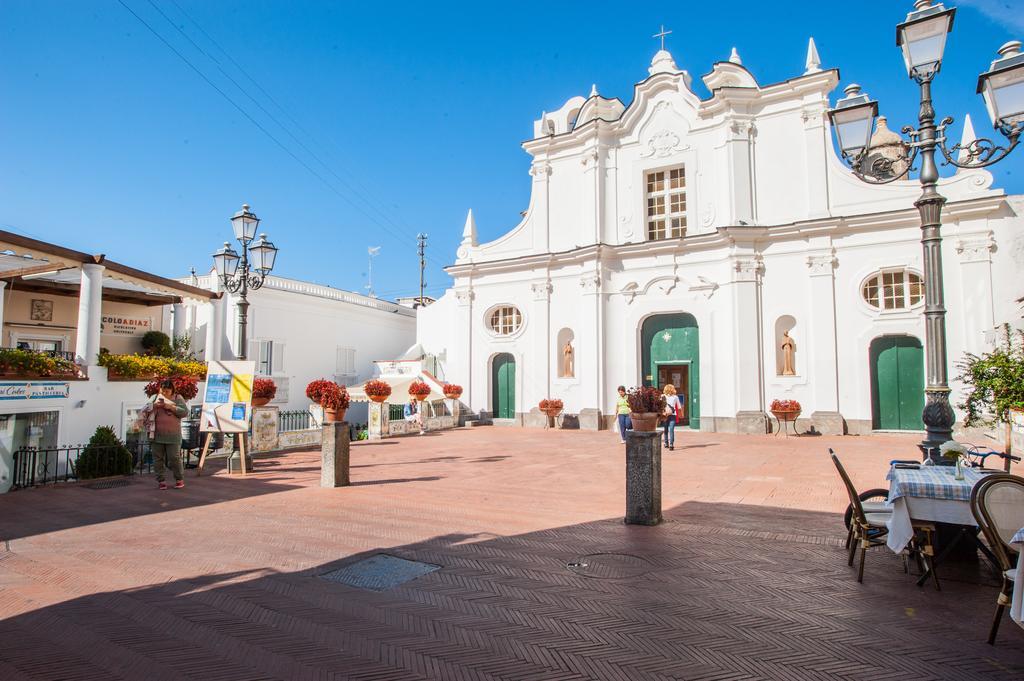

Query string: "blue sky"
[[2, 1, 1022, 300]]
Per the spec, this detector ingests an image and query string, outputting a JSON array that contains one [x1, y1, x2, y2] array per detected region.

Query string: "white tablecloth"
[[1011, 528, 1024, 629], [886, 495, 976, 552]]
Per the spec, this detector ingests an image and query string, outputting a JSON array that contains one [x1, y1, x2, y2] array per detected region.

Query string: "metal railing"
[[279, 410, 316, 432], [11, 442, 153, 490]]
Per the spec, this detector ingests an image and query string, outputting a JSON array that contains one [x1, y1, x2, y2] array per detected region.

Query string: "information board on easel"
[[196, 360, 255, 475]]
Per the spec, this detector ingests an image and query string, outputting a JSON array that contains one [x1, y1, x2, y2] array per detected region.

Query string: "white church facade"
[[417, 44, 1024, 435]]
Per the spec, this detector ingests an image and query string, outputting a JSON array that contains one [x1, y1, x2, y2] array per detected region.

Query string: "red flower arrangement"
[[770, 399, 801, 413], [319, 383, 350, 410], [144, 376, 199, 401], [539, 398, 564, 412], [408, 380, 431, 399], [626, 386, 665, 414], [364, 379, 392, 402], [253, 377, 277, 400], [443, 383, 463, 399], [306, 378, 334, 404]]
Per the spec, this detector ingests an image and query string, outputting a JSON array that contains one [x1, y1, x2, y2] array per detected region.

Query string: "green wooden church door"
[[870, 336, 925, 430], [491, 353, 516, 419], [641, 314, 700, 429]]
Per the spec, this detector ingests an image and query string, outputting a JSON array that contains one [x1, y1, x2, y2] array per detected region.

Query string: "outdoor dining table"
[[885, 465, 993, 552], [1012, 527, 1024, 629]]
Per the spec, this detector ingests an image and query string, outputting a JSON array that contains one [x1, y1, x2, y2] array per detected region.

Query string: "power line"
[[160, 0, 449, 269], [117, 0, 448, 268]]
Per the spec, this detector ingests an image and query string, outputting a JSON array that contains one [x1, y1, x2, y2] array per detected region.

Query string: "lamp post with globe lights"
[[211, 204, 279, 361], [827, 1, 1023, 454]]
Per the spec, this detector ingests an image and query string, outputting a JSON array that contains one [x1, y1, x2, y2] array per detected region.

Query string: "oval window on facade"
[[862, 270, 924, 311], [487, 305, 523, 336]]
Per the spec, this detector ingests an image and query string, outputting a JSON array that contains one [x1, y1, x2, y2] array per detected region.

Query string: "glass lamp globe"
[[896, 1, 955, 81]]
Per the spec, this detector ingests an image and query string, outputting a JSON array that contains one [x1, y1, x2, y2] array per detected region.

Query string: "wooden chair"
[[830, 449, 938, 587], [970, 473, 1024, 645]]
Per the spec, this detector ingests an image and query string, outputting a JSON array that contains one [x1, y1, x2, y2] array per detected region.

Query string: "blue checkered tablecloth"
[[1013, 527, 1024, 545], [886, 466, 993, 503]]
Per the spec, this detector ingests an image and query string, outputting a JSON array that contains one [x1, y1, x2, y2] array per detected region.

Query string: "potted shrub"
[[770, 399, 801, 422], [443, 383, 463, 400], [141, 330, 173, 357], [75, 426, 134, 480], [627, 386, 665, 432], [320, 383, 350, 423], [364, 379, 392, 403], [408, 380, 431, 401], [251, 377, 277, 407], [539, 398, 563, 418], [144, 376, 199, 401]]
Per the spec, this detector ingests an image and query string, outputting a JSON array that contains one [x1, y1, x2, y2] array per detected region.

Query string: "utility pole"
[[416, 233, 428, 307], [366, 246, 380, 298]]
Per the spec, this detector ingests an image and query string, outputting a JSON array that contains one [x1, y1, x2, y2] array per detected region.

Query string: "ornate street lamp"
[[827, 1, 1022, 453], [211, 204, 279, 360]]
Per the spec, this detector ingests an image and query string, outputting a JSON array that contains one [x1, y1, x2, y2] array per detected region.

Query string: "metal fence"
[[279, 410, 316, 432], [11, 442, 154, 490]]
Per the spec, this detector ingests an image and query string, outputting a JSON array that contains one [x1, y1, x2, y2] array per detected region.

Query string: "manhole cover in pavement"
[[566, 553, 653, 579], [85, 479, 132, 490], [319, 554, 441, 591]]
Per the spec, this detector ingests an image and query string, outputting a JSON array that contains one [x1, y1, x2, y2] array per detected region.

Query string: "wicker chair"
[[830, 449, 938, 587], [970, 473, 1024, 645]]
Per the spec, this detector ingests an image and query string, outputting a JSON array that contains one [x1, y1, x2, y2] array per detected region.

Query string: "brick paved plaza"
[[1, 428, 1022, 680]]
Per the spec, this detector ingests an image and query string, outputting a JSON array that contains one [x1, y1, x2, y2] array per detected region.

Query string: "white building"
[[182, 272, 417, 421], [417, 43, 1024, 435]]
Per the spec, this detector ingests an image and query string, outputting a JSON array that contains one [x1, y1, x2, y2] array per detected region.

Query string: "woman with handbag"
[[662, 384, 681, 451], [140, 379, 189, 489]]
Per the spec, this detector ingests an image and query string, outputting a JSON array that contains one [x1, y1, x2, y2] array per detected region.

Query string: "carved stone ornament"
[[732, 256, 763, 282], [701, 202, 715, 227], [801, 106, 825, 129], [805, 251, 837, 277], [729, 119, 753, 138], [579, 274, 601, 293], [529, 161, 552, 178], [456, 246, 470, 260], [454, 288, 475, 306], [688, 276, 719, 299], [620, 281, 640, 304], [640, 129, 688, 158], [580, 149, 600, 169], [955, 235, 995, 263], [531, 281, 553, 300]]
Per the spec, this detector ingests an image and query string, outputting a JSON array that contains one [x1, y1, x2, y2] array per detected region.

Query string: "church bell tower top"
[[649, 49, 680, 76]]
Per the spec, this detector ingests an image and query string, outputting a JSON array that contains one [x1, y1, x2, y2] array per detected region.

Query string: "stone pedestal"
[[579, 408, 604, 431], [810, 411, 845, 436], [321, 422, 350, 488], [735, 410, 768, 434], [368, 401, 388, 440], [524, 407, 547, 428], [625, 430, 662, 526]]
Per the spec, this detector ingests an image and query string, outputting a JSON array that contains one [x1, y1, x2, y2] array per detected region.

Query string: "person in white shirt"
[[662, 384, 682, 451]]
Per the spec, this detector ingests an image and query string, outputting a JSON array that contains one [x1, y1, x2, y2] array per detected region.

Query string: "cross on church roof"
[[653, 24, 672, 51]]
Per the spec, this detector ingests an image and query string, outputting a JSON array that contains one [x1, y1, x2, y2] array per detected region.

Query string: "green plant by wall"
[[98, 353, 206, 380], [141, 330, 173, 357], [75, 426, 134, 479], [956, 324, 1024, 427]]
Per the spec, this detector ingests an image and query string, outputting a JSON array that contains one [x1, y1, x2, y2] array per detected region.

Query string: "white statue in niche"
[[563, 340, 574, 377], [781, 331, 796, 376]]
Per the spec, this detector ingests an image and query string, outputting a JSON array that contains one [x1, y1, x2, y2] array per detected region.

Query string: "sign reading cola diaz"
[[101, 315, 153, 337]]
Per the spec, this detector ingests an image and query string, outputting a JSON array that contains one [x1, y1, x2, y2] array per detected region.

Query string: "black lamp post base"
[[920, 388, 956, 461]]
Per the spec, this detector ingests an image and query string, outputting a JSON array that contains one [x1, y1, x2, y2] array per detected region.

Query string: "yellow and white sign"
[[200, 360, 256, 433]]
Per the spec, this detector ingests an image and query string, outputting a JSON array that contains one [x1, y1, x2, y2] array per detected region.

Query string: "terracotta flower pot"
[[323, 407, 347, 423], [771, 409, 801, 422], [544, 408, 563, 418], [252, 396, 271, 407], [630, 412, 660, 432], [368, 394, 388, 403]]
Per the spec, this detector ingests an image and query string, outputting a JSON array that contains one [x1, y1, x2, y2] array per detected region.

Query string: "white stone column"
[[529, 160, 552, 252], [579, 273, 604, 429], [725, 119, 755, 225], [956, 234, 996, 354], [172, 302, 186, 340], [731, 255, 766, 433], [75, 263, 104, 366], [806, 250, 844, 434], [801, 103, 831, 218], [204, 296, 224, 362], [0, 280, 7, 338], [454, 288, 474, 411], [530, 280, 552, 401]]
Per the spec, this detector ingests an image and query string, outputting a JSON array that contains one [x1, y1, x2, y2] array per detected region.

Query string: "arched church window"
[[646, 167, 686, 240], [487, 306, 523, 336], [567, 108, 580, 130], [861, 269, 924, 311]]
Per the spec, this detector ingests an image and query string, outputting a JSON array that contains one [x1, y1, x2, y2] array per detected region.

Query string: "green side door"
[[492, 353, 516, 419], [870, 336, 924, 430]]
